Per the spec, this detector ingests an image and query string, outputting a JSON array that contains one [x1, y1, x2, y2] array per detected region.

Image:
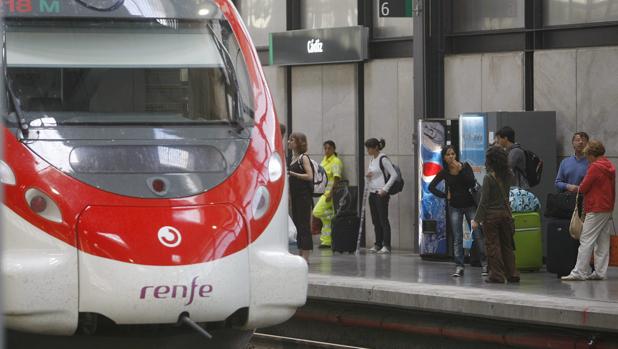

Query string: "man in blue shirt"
[[555, 132, 589, 192]]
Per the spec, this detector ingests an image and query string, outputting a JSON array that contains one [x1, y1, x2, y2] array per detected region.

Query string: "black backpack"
[[379, 156, 404, 195], [521, 148, 543, 187]]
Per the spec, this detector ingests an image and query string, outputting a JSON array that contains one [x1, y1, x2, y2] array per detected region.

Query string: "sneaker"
[[587, 272, 606, 281], [377, 247, 390, 254], [368, 246, 379, 253], [561, 273, 586, 281], [481, 266, 489, 277], [452, 266, 464, 277]]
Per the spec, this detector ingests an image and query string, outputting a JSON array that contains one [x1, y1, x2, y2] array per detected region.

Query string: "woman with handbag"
[[471, 146, 520, 283], [430, 145, 487, 277], [562, 140, 616, 281], [288, 132, 314, 263]]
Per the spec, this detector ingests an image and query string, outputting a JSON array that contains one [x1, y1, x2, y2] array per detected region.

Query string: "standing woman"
[[365, 138, 398, 254], [288, 132, 314, 263], [429, 145, 487, 277], [471, 146, 520, 283], [562, 140, 615, 281], [313, 140, 344, 249]]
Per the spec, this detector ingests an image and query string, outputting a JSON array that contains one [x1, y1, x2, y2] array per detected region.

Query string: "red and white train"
[[1, 0, 307, 336]]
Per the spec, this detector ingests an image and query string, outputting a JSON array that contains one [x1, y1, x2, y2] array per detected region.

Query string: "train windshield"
[[3, 19, 254, 127]]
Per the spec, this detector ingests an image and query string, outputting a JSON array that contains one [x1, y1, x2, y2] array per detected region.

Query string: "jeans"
[[449, 205, 486, 267]]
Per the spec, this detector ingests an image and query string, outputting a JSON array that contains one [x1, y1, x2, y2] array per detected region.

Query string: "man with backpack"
[[495, 126, 530, 189]]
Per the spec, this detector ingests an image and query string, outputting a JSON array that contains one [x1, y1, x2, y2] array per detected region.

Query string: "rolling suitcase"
[[331, 214, 360, 253], [546, 217, 579, 277], [512, 212, 543, 271]]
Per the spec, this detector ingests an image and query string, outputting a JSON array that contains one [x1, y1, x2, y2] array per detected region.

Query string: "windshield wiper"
[[206, 22, 247, 135], [2, 28, 28, 138]]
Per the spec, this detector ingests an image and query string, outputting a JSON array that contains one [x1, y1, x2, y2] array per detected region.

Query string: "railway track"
[[249, 333, 368, 349]]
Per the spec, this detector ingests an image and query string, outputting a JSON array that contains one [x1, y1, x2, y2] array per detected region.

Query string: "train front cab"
[[1, 0, 307, 335]]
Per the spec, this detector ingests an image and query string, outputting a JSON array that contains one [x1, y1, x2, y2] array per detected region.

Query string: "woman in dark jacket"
[[429, 145, 487, 277], [471, 146, 520, 283]]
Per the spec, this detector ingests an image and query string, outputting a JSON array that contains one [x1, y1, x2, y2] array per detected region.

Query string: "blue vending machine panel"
[[459, 113, 488, 183], [418, 121, 448, 257]]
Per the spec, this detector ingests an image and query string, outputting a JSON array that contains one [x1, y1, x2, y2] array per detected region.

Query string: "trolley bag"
[[512, 211, 543, 271], [545, 217, 579, 277], [545, 192, 577, 219], [331, 214, 360, 253]]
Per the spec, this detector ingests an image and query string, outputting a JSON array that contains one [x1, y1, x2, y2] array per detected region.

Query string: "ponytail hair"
[[364, 138, 386, 151]]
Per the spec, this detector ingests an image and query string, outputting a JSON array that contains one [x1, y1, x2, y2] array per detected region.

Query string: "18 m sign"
[[378, 0, 413, 18], [0, 0, 60, 13]]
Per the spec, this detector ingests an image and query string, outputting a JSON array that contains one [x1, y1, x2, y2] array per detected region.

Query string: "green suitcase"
[[512, 212, 543, 271]]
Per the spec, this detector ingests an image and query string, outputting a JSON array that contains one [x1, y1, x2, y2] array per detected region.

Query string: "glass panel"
[[544, 0, 618, 26], [5, 19, 255, 126], [452, 0, 525, 32], [373, 0, 413, 38], [301, 0, 357, 29], [238, 0, 286, 47]]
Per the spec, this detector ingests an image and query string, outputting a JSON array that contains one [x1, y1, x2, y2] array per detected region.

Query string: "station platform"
[[304, 248, 618, 334]]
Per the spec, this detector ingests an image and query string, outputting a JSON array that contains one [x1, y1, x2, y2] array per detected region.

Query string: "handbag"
[[468, 180, 481, 207], [569, 191, 584, 240]]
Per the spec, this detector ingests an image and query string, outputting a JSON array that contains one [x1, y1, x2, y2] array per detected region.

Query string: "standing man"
[[495, 126, 529, 189], [555, 132, 589, 192]]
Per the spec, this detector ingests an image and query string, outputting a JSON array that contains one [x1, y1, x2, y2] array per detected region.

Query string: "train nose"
[[77, 204, 248, 265], [75, 204, 252, 325]]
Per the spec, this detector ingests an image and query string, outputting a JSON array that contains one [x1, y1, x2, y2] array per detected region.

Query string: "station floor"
[[299, 246, 618, 333]]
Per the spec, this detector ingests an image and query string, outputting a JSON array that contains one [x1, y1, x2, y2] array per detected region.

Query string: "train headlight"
[[251, 186, 270, 220], [0, 160, 16, 185], [25, 188, 63, 223], [268, 153, 283, 182]]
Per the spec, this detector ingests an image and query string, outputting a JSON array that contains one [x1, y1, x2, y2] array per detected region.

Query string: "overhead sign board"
[[269, 26, 369, 66], [379, 0, 414, 17]]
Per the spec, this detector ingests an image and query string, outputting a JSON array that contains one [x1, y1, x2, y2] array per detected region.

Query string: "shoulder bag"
[[569, 190, 584, 240]]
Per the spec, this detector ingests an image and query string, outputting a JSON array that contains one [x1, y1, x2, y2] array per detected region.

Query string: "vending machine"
[[459, 111, 557, 213], [418, 112, 556, 259], [417, 119, 458, 259]]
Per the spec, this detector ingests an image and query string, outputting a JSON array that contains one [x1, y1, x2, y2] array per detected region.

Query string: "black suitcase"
[[546, 217, 580, 277], [331, 214, 360, 253]]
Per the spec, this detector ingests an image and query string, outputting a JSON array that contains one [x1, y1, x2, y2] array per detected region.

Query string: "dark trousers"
[[483, 212, 520, 282], [369, 192, 391, 249], [291, 191, 313, 251]]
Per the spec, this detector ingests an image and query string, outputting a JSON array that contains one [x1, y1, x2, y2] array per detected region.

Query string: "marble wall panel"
[[291, 65, 323, 154], [397, 155, 415, 250], [481, 52, 524, 112], [577, 46, 618, 157], [444, 54, 482, 120], [364, 59, 399, 152], [322, 64, 357, 158], [534, 50, 577, 157], [397, 58, 414, 156]]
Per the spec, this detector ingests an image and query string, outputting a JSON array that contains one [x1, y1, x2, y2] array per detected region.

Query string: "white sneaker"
[[452, 266, 464, 277], [376, 247, 390, 254], [561, 273, 586, 281], [368, 246, 379, 253], [587, 272, 606, 281]]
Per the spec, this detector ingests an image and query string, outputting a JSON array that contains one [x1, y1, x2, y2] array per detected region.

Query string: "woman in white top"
[[364, 138, 398, 254]]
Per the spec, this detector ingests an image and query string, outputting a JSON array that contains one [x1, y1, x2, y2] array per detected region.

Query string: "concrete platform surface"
[[304, 248, 618, 333]]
